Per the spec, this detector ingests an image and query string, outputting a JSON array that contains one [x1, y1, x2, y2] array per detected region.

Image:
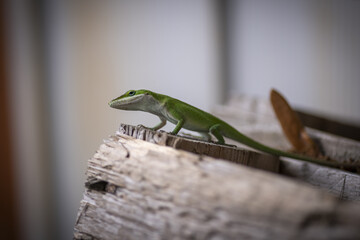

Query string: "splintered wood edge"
[[118, 124, 280, 173]]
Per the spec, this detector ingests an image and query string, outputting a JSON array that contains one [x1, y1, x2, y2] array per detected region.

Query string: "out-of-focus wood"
[[296, 110, 360, 141], [211, 96, 360, 201], [74, 133, 360, 240]]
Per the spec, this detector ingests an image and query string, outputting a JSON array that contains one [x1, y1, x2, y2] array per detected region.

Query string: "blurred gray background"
[[3, 0, 360, 239]]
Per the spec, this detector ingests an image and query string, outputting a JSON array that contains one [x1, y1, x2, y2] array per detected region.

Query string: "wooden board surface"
[[118, 124, 360, 202], [211, 97, 360, 201], [74, 133, 360, 240], [118, 124, 280, 173]]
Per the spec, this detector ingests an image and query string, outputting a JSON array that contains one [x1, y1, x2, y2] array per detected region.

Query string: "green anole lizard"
[[109, 89, 359, 169]]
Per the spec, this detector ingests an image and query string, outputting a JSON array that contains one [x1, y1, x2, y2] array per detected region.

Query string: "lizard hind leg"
[[209, 124, 225, 144], [200, 132, 212, 142]]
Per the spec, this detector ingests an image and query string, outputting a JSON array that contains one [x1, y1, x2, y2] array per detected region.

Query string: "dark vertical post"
[[0, 1, 19, 239], [216, 0, 231, 103]]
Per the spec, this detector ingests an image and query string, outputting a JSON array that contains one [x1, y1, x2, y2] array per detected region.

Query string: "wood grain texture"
[[120, 124, 360, 201], [74, 133, 360, 240], [119, 124, 280, 173]]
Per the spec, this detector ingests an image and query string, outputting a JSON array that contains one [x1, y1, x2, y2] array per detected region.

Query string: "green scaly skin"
[[109, 89, 359, 168]]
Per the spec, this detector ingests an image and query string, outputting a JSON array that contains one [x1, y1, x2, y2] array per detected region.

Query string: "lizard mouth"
[[109, 94, 145, 109]]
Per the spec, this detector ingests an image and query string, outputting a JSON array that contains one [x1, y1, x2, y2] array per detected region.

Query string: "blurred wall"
[[8, 1, 221, 240], [228, 0, 360, 124]]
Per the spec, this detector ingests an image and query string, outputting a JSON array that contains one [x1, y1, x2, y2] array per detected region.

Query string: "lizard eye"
[[128, 91, 136, 96]]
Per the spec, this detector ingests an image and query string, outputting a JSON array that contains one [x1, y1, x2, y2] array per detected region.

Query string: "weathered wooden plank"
[[119, 124, 280, 173], [278, 128, 360, 201], [280, 158, 360, 201], [211, 97, 360, 201], [118, 124, 360, 201], [212, 96, 360, 162], [306, 128, 360, 164], [74, 134, 360, 240], [296, 110, 360, 141]]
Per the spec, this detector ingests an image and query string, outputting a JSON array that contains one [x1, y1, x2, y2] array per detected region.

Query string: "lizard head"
[[109, 89, 152, 110]]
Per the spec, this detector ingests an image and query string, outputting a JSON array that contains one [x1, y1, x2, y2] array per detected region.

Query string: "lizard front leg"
[[167, 107, 185, 135], [138, 117, 166, 131], [170, 118, 184, 135]]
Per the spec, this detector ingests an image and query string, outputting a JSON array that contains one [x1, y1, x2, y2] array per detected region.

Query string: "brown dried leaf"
[[270, 89, 320, 157]]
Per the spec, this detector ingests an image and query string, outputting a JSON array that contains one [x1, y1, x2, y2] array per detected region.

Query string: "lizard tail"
[[227, 129, 359, 168]]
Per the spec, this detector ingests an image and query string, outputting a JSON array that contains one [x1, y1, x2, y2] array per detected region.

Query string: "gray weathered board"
[[119, 124, 360, 202], [74, 133, 360, 240], [118, 124, 280, 173], [211, 96, 360, 201]]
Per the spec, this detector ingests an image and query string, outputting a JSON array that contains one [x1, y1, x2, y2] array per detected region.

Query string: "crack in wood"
[[340, 175, 346, 200], [85, 179, 108, 192]]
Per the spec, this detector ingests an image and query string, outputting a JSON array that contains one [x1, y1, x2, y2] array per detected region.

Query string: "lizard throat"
[[110, 94, 145, 109]]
